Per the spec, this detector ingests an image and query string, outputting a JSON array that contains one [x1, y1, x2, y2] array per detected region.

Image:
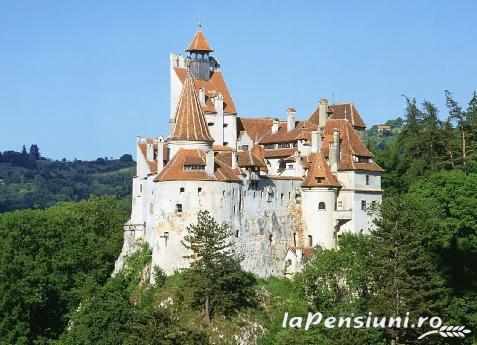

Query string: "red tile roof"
[[154, 149, 241, 182], [174, 68, 236, 113], [215, 150, 267, 169], [310, 102, 366, 129], [262, 148, 296, 158], [212, 145, 234, 152], [186, 30, 213, 52], [171, 71, 214, 142], [237, 117, 274, 142], [302, 152, 341, 188], [259, 120, 317, 144], [321, 119, 384, 172], [138, 139, 169, 173]]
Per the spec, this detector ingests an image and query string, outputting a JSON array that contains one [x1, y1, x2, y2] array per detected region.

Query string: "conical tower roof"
[[171, 71, 213, 142], [186, 28, 213, 52]]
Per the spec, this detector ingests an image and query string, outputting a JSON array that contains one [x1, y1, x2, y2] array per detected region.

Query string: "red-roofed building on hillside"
[[115, 27, 383, 279]]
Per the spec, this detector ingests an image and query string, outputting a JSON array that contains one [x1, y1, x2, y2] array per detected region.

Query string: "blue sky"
[[1, 0, 476, 160]]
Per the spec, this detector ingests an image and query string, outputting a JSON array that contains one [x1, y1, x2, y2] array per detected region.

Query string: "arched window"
[[318, 202, 326, 210], [308, 235, 313, 247]]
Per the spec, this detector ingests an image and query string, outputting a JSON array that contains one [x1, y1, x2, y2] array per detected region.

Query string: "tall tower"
[[186, 25, 214, 81]]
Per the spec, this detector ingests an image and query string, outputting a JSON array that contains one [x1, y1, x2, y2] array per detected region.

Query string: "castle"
[[115, 27, 383, 277]]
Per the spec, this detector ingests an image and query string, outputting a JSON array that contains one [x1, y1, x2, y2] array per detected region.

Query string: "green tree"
[[369, 195, 452, 344], [181, 210, 257, 324], [29, 144, 41, 160], [0, 197, 128, 344]]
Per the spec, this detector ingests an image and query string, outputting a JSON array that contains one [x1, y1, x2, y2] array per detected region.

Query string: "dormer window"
[[357, 156, 369, 163], [315, 177, 325, 183], [184, 164, 205, 170]]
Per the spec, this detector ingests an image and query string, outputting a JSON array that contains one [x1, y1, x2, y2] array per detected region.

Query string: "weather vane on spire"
[[198, 14, 202, 31]]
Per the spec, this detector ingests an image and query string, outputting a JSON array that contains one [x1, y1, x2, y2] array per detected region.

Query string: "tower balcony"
[[333, 209, 352, 221]]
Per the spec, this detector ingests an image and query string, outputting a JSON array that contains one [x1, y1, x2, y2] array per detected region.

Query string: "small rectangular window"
[[198, 187, 202, 194], [180, 187, 185, 194], [361, 200, 366, 211], [288, 164, 294, 169], [176, 204, 182, 214], [366, 175, 370, 185], [241, 145, 249, 151]]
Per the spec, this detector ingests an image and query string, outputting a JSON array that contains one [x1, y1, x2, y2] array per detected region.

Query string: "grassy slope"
[[149, 273, 308, 345]]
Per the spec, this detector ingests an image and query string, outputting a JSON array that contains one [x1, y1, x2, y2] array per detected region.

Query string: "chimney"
[[294, 151, 300, 175], [311, 130, 322, 153], [271, 118, 279, 134], [318, 98, 329, 129], [157, 136, 165, 172], [214, 93, 224, 145], [231, 150, 237, 169], [198, 88, 206, 106], [169, 119, 175, 136], [286, 107, 296, 131], [206, 150, 215, 176], [329, 129, 340, 173], [146, 141, 154, 161]]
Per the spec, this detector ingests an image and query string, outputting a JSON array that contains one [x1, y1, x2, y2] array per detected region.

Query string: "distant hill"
[[0, 145, 135, 212], [363, 117, 404, 152]]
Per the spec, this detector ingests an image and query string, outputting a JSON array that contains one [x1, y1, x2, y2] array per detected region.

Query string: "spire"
[[186, 26, 213, 53], [171, 71, 213, 142]]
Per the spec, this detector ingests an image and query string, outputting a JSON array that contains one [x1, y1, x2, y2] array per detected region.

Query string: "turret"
[[186, 25, 214, 81]]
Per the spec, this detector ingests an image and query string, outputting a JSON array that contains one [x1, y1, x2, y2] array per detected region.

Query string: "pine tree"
[[29, 144, 41, 160], [182, 210, 256, 324], [182, 210, 234, 323], [446, 90, 470, 165], [369, 196, 450, 344]]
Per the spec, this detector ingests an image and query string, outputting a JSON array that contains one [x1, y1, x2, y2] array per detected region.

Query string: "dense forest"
[[0, 91, 476, 344], [0, 146, 134, 212]]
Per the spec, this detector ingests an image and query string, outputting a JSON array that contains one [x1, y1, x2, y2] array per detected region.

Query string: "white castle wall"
[[142, 178, 301, 277], [301, 188, 338, 249]]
